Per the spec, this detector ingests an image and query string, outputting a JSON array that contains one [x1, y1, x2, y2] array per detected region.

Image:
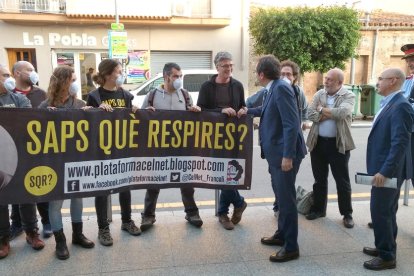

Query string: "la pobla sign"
[[22, 32, 136, 48]]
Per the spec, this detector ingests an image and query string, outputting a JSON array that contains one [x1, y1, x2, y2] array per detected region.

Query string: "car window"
[[137, 78, 164, 96], [183, 74, 213, 92]]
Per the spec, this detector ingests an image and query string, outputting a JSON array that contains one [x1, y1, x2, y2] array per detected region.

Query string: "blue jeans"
[[49, 198, 83, 232], [217, 190, 244, 215]]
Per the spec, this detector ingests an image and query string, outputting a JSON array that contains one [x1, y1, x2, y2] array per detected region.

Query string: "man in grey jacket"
[[305, 68, 356, 229]]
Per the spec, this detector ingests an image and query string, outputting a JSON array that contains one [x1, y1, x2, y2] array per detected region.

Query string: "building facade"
[[0, 0, 250, 95]]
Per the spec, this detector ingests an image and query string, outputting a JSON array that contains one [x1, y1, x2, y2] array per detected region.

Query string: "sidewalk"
[[1, 200, 413, 275]]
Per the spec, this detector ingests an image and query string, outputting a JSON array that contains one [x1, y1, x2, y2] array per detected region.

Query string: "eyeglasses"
[[219, 64, 234, 69], [378, 77, 399, 81]]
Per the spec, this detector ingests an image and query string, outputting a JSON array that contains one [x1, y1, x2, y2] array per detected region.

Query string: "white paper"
[[355, 173, 397, 189]]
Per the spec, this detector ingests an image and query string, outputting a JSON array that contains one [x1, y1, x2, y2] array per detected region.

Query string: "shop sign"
[[23, 32, 97, 47]]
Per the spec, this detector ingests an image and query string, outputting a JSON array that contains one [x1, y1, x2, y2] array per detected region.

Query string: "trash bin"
[[360, 84, 383, 119], [343, 84, 361, 119]]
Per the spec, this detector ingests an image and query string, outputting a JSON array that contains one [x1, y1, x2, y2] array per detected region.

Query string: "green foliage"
[[249, 6, 361, 73]]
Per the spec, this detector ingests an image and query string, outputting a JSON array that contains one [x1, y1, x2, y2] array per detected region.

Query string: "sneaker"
[[121, 220, 141, 236], [26, 229, 45, 250], [140, 216, 156, 232], [98, 226, 113, 246], [218, 214, 234, 230], [42, 223, 53, 238], [185, 213, 203, 227], [231, 201, 247, 225], [9, 225, 23, 241], [343, 215, 354, 229]]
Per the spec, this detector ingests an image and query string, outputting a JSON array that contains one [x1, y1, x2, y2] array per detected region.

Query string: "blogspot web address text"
[[64, 156, 246, 193]]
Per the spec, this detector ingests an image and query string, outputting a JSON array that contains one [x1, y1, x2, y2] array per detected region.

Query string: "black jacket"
[[197, 74, 245, 112]]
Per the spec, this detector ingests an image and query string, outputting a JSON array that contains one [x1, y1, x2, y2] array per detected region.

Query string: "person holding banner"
[[38, 66, 95, 260], [0, 64, 45, 259], [11, 60, 51, 240], [197, 51, 248, 230], [87, 59, 141, 246], [140, 62, 203, 231]]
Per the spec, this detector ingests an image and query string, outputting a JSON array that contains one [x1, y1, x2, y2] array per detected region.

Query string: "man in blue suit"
[[239, 55, 306, 262], [363, 68, 414, 271]]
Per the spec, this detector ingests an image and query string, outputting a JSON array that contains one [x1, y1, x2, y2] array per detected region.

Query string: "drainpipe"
[[370, 28, 379, 84]]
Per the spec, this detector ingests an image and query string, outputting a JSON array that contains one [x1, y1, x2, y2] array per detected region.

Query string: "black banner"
[[0, 108, 253, 204]]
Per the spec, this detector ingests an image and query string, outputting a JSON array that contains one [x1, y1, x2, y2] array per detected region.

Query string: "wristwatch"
[[318, 107, 323, 114]]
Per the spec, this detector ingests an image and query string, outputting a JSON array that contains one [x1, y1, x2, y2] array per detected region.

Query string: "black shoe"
[[367, 222, 373, 229], [269, 247, 299, 262], [363, 257, 396, 270], [363, 247, 379, 257], [185, 214, 203, 228], [343, 215, 354, 228], [305, 211, 326, 220], [261, 235, 284, 246], [140, 216, 156, 232]]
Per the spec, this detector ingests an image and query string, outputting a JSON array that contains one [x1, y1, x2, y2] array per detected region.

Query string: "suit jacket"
[[248, 79, 307, 165], [367, 93, 414, 179]]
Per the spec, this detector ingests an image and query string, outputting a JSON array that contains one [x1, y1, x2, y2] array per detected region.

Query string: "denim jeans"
[[49, 199, 83, 232], [95, 191, 131, 229], [217, 190, 244, 215], [142, 187, 198, 217]]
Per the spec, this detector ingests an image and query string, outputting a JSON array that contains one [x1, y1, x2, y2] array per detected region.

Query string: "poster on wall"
[[126, 51, 150, 84], [57, 53, 74, 66]]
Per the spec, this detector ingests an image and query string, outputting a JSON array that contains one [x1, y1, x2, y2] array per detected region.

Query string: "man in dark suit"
[[363, 68, 414, 271], [239, 55, 306, 262]]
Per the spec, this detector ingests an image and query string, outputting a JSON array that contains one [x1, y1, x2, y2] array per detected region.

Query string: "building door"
[[7, 48, 37, 71]]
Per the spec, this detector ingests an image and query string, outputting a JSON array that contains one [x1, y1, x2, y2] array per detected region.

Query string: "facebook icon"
[[67, 180, 80, 192]]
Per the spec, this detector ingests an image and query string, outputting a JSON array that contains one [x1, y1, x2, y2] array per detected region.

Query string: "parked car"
[[130, 69, 217, 108]]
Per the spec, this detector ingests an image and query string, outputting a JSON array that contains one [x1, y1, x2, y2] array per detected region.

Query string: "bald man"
[[10, 61, 51, 240], [363, 68, 414, 270], [306, 68, 356, 228]]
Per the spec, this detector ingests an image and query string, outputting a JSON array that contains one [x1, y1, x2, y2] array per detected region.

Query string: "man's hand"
[[222, 107, 237, 117], [189, 105, 201, 112], [372, 173, 386, 187], [281, 158, 293, 172], [145, 106, 156, 112], [99, 103, 113, 112], [237, 106, 248, 118]]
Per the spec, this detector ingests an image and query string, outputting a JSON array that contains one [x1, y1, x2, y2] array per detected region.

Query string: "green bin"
[[343, 84, 361, 119], [360, 84, 383, 118]]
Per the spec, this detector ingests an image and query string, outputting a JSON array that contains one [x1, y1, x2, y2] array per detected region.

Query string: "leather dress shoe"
[[261, 235, 284, 246], [305, 211, 326, 220], [269, 247, 299, 262], [363, 247, 379, 257], [363, 257, 396, 270], [343, 215, 354, 228]]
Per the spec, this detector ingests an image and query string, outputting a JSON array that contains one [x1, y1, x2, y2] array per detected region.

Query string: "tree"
[[249, 6, 361, 73]]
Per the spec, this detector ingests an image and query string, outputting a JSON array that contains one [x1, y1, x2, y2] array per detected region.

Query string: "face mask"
[[116, 75, 125, 87], [3, 77, 16, 92], [282, 76, 291, 85], [173, 78, 182, 90], [29, 71, 39, 85], [69, 82, 79, 96]]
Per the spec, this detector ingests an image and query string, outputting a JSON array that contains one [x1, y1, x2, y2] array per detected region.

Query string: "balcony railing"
[[0, 0, 66, 14]]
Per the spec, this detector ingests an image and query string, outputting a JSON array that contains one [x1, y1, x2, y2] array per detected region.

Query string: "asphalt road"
[[65, 126, 375, 212]]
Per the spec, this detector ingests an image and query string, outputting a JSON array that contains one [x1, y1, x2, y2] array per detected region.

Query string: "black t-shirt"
[[215, 83, 231, 109], [99, 87, 127, 108]]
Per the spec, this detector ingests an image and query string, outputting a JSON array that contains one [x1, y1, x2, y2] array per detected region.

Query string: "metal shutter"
[[150, 51, 212, 76]]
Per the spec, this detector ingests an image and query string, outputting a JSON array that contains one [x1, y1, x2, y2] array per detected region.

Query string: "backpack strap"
[[147, 89, 157, 107], [180, 88, 191, 110]]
